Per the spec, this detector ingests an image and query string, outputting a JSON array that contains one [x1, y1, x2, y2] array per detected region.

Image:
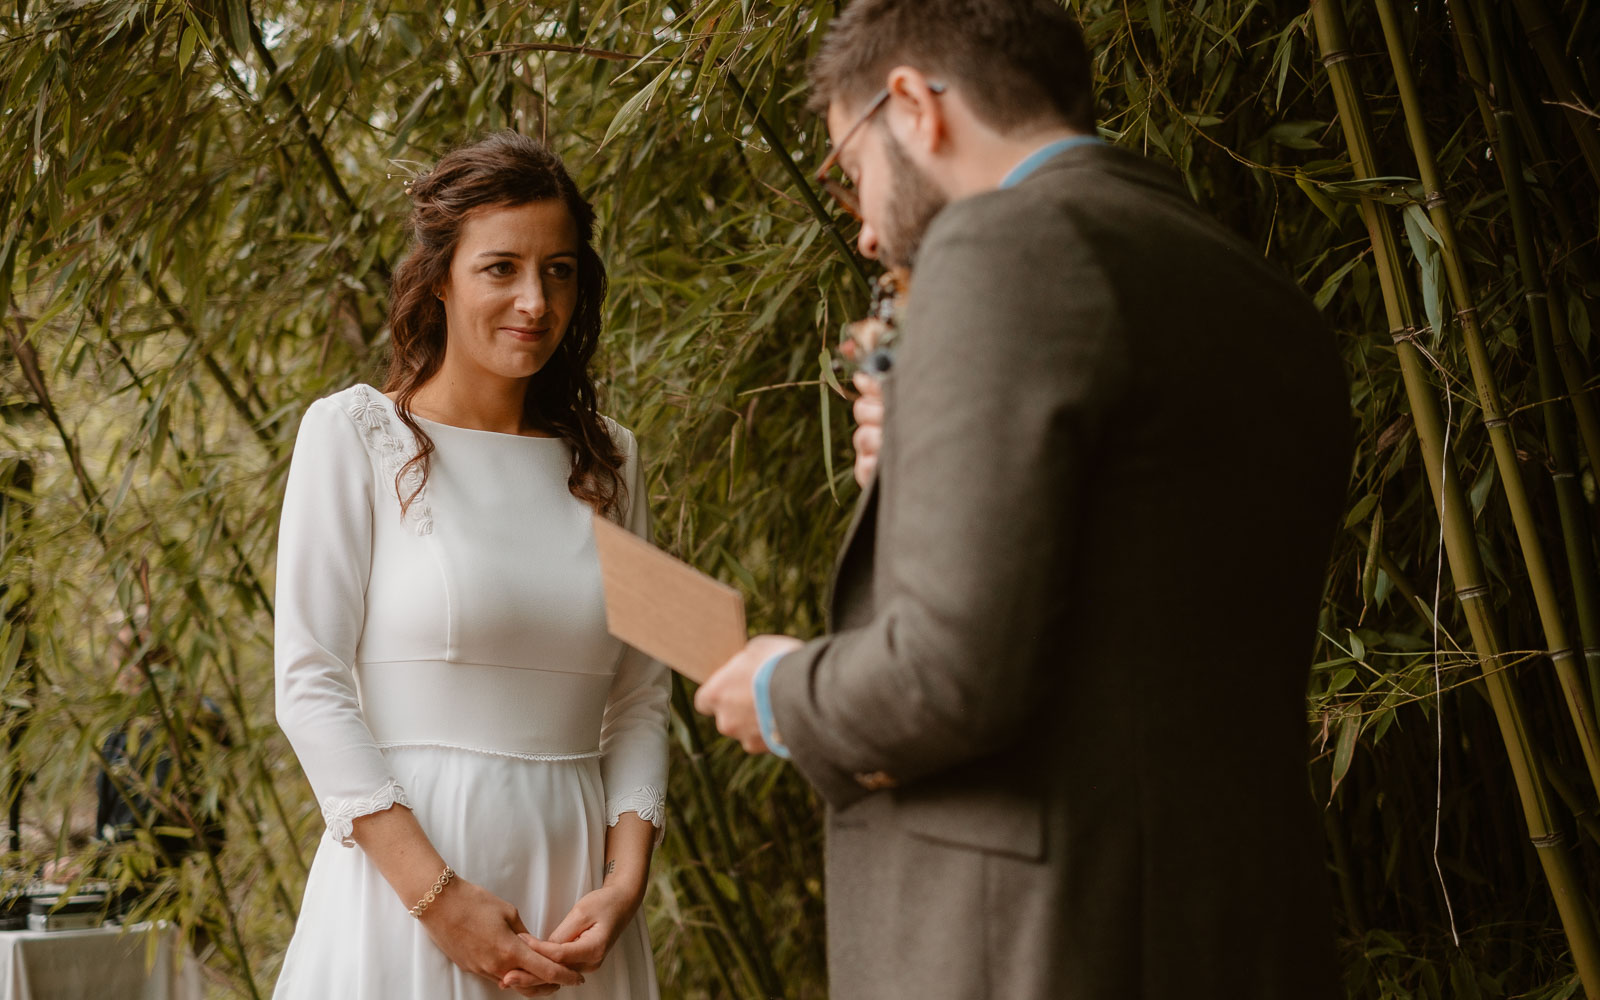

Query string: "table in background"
[[0, 922, 201, 1000]]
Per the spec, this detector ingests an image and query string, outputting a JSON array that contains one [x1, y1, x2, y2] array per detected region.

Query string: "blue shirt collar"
[[999, 135, 1105, 189]]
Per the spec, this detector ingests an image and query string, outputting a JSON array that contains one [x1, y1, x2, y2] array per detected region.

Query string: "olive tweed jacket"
[[768, 142, 1351, 1000]]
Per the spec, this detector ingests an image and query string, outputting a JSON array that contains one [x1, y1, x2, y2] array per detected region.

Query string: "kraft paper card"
[[592, 512, 747, 683]]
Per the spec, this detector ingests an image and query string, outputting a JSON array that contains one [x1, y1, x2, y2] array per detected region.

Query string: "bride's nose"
[[514, 274, 550, 320]]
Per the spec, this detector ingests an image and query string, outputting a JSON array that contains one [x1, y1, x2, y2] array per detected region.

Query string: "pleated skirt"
[[271, 747, 657, 1000]]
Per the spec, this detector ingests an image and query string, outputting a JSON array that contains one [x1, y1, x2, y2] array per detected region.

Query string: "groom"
[[695, 1, 1350, 997]]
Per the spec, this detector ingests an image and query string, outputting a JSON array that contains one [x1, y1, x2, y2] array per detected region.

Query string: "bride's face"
[[438, 199, 580, 383]]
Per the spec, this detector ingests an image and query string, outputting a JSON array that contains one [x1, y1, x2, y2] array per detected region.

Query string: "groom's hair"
[[807, 0, 1096, 133]]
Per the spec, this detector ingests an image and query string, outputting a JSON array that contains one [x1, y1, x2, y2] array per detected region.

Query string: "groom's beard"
[[879, 133, 949, 270]]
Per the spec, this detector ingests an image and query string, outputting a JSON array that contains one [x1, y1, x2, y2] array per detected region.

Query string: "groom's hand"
[[694, 635, 803, 753], [851, 371, 884, 487]]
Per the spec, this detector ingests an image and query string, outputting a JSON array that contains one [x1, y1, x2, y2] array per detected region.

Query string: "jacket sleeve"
[[768, 196, 1124, 809], [598, 426, 671, 841], [274, 397, 410, 846]]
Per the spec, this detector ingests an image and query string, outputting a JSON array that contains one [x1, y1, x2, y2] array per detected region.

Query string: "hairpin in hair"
[[387, 160, 432, 196]]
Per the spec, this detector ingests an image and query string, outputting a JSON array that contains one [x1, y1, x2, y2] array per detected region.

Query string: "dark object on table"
[[26, 892, 107, 931], [0, 887, 29, 930], [96, 697, 229, 861]]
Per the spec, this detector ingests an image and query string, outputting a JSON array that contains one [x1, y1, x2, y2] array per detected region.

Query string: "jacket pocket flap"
[[891, 775, 1044, 861]]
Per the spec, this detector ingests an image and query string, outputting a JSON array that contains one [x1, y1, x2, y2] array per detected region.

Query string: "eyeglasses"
[[814, 82, 947, 222]]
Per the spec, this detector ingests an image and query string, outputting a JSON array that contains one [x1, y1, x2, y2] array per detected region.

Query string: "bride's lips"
[[500, 326, 549, 342]]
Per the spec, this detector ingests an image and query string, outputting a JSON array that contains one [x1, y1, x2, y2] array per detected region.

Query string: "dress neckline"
[[364, 385, 565, 442]]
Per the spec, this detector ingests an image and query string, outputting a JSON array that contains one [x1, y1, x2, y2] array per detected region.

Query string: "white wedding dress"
[[270, 384, 667, 999]]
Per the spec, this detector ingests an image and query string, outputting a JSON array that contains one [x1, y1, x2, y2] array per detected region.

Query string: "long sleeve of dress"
[[275, 397, 410, 846], [598, 425, 670, 841]]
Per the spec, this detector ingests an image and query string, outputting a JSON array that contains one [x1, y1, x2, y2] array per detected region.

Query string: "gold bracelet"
[[408, 865, 455, 918]]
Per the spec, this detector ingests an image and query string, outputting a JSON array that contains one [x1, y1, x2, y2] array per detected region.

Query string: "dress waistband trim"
[[356, 658, 611, 759], [376, 741, 602, 762]]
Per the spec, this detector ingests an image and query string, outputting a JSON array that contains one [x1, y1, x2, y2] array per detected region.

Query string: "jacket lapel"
[[827, 475, 878, 630]]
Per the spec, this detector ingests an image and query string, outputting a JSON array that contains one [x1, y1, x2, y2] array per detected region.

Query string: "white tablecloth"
[[0, 922, 201, 1000]]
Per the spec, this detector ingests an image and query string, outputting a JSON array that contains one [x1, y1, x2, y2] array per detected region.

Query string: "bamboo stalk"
[[661, 788, 771, 998], [1373, 0, 1600, 798], [660, 820, 744, 999], [1447, 0, 1600, 729], [668, 677, 784, 997], [1311, 2, 1600, 991], [1498, 61, 1600, 459], [1545, 297, 1600, 502], [1542, 751, 1600, 849], [1506, 0, 1600, 186]]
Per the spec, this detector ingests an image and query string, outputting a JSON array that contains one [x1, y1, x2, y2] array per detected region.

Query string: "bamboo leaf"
[[1313, 253, 1362, 309], [1329, 711, 1359, 803], [179, 27, 198, 72], [602, 64, 671, 148], [1402, 203, 1444, 339], [818, 349, 839, 504], [1345, 493, 1379, 528], [225, 0, 253, 56], [388, 14, 423, 57]]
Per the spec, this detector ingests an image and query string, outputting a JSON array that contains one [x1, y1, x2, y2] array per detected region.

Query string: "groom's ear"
[[883, 66, 950, 157]]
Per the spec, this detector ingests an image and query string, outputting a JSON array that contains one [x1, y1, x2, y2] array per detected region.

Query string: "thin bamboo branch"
[[100, 325, 275, 617], [722, 68, 873, 298], [1373, 0, 1600, 798], [1545, 298, 1600, 500], [1476, 27, 1600, 501], [668, 677, 784, 997], [483, 35, 873, 297], [660, 787, 770, 998], [113, 238, 276, 448], [1506, 0, 1600, 185], [1544, 754, 1600, 848], [1498, 56, 1600, 405], [95, 331, 303, 882], [1448, 0, 1600, 730], [1312, 2, 1600, 991], [131, 562, 262, 1000], [237, 1, 389, 285], [6, 311, 101, 519], [0, 459, 33, 858], [6, 308, 265, 1000], [659, 799, 746, 1000], [216, 643, 309, 878]]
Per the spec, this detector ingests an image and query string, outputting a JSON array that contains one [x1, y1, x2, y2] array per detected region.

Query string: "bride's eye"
[[548, 262, 576, 280], [484, 261, 515, 276]]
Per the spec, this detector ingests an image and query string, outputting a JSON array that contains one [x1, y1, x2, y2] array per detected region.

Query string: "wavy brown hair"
[[383, 131, 626, 519]]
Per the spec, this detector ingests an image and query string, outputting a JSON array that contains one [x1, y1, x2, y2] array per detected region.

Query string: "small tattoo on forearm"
[[605, 859, 616, 877]]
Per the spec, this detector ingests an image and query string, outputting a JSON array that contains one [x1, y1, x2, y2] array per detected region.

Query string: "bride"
[[271, 131, 668, 999]]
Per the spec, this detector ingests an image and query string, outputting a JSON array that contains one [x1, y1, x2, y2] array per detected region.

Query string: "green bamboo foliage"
[[1443, 0, 1600, 736], [1311, 0, 1600, 992], [1489, 65, 1600, 492], [1367, 0, 1600, 800], [2, 1, 1599, 996]]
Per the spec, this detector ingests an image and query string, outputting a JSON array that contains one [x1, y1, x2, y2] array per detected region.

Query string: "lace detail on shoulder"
[[345, 385, 433, 536], [322, 778, 410, 847], [606, 785, 667, 845]]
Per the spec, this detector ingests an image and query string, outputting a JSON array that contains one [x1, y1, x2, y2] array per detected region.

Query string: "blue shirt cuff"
[[752, 653, 792, 759]]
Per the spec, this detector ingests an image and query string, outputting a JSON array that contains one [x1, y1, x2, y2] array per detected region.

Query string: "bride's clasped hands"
[[500, 814, 656, 994], [414, 875, 585, 997], [499, 883, 644, 993]]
